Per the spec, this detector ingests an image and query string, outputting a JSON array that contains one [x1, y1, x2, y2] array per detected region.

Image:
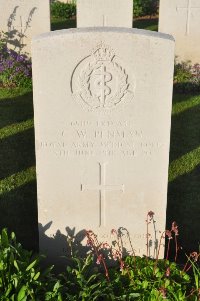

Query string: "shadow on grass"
[[133, 17, 158, 31], [169, 95, 200, 163], [167, 165, 200, 257], [51, 17, 76, 31], [0, 180, 38, 251], [0, 89, 38, 251], [0, 91, 33, 129], [0, 128, 35, 180], [167, 93, 200, 257]]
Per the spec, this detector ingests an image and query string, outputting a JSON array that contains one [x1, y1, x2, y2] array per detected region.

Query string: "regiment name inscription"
[[37, 119, 164, 158]]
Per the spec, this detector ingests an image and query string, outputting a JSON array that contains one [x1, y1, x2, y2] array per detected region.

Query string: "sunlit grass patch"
[[169, 146, 200, 182], [0, 166, 36, 195], [172, 94, 200, 115], [0, 119, 34, 140], [0, 87, 32, 100]]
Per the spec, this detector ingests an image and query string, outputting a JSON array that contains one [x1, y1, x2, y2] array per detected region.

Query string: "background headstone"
[[159, 0, 200, 64], [77, 0, 133, 28], [32, 28, 174, 266], [0, 0, 50, 56]]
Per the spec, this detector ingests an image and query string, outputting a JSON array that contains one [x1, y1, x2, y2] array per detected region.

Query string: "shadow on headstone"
[[38, 222, 160, 272], [38, 222, 89, 272], [2, 6, 37, 55]]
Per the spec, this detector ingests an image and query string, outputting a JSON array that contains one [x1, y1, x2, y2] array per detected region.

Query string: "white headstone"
[[0, 0, 50, 56], [77, 0, 133, 28], [32, 28, 174, 265], [159, 0, 200, 64]]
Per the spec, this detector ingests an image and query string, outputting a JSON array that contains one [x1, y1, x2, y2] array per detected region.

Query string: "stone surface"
[[159, 0, 200, 64], [77, 0, 133, 28], [0, 0, 50, 56], [32, 28, 174, 265]]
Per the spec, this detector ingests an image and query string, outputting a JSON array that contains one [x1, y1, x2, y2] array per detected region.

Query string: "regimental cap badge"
[[71, 42, 134, 111]]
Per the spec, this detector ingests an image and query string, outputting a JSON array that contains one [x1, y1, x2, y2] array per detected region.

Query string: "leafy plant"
[[0, 218, 200, 300], [59, 254, 111, 300], [174, 60, 200, 93], [0, 228, 43, 300], [51, 1, 76, 19], [0, 32, 32, 89]]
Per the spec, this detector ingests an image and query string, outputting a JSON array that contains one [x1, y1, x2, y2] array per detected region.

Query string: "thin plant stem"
[[86, 230, 110, 282], [146, 214, 149, 258], [174, 234, 178, 262], [154, 231, 165, 272], [166, 239, 171, 261]]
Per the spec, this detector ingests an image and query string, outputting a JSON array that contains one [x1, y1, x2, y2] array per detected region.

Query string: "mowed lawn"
[[0, 17, 199, 257]]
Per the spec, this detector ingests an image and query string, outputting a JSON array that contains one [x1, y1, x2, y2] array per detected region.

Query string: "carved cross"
[[176, 0, 200, 35], [81, 162, 124, 227]]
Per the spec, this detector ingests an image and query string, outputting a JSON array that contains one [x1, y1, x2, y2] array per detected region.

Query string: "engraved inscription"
[[81, 163, 124, 227], [176, 0, 200, 35], [71, 42, 135, 110], [38, 119, 164, 158]]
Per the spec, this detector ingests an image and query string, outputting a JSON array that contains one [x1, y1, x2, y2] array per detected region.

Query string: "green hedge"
[[51, 1, 76, 19], [133, 0, 159, 18]]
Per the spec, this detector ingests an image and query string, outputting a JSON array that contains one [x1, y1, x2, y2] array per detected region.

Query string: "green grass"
[[0, 17, 199, 257], [50, 16, 158, 32], [133, 17, 158, 31], [167, 93, 200, 256], [0, 88, 38, 251], [51, 17, 76, 31]]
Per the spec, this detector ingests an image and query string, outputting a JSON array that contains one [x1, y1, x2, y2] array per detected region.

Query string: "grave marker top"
[[159, 0, 200, 63], [32, 28, 174, 266], [77, 0, 133, 28], [176, 0, 200, 35]]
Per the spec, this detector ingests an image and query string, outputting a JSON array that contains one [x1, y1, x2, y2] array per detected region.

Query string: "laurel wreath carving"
[[106, 62, 129, 108], [77, 60, 102, 108], [77, 58, 129, 109]]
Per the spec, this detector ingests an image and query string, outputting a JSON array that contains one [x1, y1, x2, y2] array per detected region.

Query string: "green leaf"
[[17, 285, 27, 301], [58, 293, 63, 301], [87, 274, 99, 284], [66, 266, 72, 273], [1, 229, 9, 247], [142, 280, 148, 289], [53, 281, 62, 292], [129, 293, 140, 298], [11, 232, 16, 242], [25, 259, 37, 271], [165, 279, 170, 287], [33, 271, 40, 280], [14, 260, 19, 271]]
